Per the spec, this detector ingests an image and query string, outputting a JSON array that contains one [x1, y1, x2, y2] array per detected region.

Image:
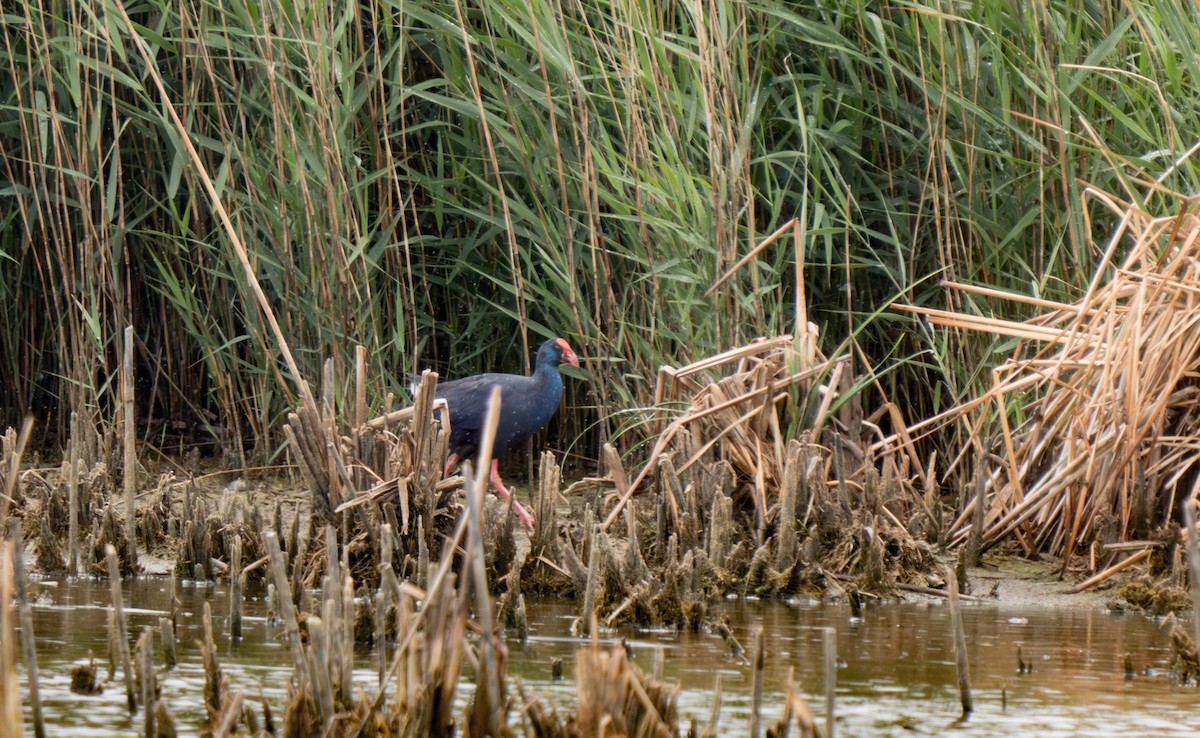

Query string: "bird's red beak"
[[557, 338, 581, 368]]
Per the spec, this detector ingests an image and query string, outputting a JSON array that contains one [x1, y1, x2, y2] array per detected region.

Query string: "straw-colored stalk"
[[0, 540, 21, 738], [905, 195, 1200, 559]]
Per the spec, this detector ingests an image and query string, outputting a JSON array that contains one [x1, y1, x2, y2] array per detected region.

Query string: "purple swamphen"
[[422, 337, 580, 528]]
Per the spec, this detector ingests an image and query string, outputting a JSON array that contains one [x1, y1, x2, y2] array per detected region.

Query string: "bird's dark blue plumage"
[[435, 338, 577, 460], [422, 337, 580, 527]]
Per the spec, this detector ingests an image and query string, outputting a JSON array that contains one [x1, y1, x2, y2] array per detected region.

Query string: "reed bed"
[[903, 189, 1200, 571], [567, 334, 932, 622], [7, 0, 1200, 477], [0, 392, 837, 736], [254, 327, 933, 637]]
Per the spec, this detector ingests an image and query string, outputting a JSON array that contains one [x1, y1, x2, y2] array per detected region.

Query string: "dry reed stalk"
[[705, 674, 723, 736], [823, 627, 836, 738], [200, 602, 232, 728], [305, 616, 337, 731], [106, 544, 136, 713], [355, 345, 368, 429], [0, 417, 32, 522], [750, 627, 764, 738], [137, 629, 155, 738], [377, 524, 393, 690], [211, 692, 244, 738], [1184, 501, 1200, 662], [0, 540, 21, 738], [229, 536, 242, 641], [604, 336, 921, 532], [7, 521, 44, 738], [706, 219, 801, 298], [918, 196, 1200, 561], [322, 359, 343, 514], [1069, 548, 1153, 593], [574, 640, 680, 738], [775, 669, 825, 738], [68, 412, 79, 576], [463, 387, 507, 737], [526, 452, 552, 550], [339, 567, 355, 707], [264, 531, 308, 686], [947, 571, 972, 716], [123, 325, 137, 564], [578, 521, 600, 639], [159, 617, 176, 670]]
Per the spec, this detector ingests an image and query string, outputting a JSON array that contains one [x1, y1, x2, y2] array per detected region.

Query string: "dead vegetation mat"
[[902, 188, 1200, 596]]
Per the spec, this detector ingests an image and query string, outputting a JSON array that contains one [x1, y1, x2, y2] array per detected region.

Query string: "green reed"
[[2, 0, 1199, 467]]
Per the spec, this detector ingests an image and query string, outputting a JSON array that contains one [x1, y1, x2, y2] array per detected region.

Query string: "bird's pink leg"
[[443, 453, 460, 477], [489, 458, 535, 529]]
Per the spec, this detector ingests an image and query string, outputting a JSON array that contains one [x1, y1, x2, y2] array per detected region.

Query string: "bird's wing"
[[436, 374, 516, 431]]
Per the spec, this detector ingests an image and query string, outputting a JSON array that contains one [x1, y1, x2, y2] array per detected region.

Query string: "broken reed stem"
[[355, 345, 367, 429], [0, 416, 32, 522], [139, 629, 155, 738], [465, 387, 503, 731], [107, 609, 117, 680], [377, 523, 393, 692], [340, 565, 355, 708], [307, 616, 336, 731], [159, 616, 177, 670], [947, 571, 973, 716], [68, 412, 80, 577], [212, 691, 245, 738], [1069, 548, 1153, 593], [230, 536, 243, 641], [965, 461, 985, 567], [0, 540, 20, 738], [123, 325, 137, 563], [824, 627, 836, 738], [264, 531, 307, 686], [750, 627, 765, 738], [106, 544, 137, 713], [1182, 501, 1200, 658], [8, 521, 45, 738], [580, 522, 600, 639], [170, 570, 178, 628]]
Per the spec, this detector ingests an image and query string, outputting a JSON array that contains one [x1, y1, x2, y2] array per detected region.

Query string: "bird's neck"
[[532, 360, 563, 394]]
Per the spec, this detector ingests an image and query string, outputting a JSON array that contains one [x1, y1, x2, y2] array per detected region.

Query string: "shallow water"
[[15, 576, 1199, 736]]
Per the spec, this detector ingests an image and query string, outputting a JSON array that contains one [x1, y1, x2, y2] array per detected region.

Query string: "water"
[[16, 577, 1199, 736]]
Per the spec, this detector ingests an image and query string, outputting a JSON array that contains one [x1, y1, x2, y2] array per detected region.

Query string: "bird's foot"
[[490, 459, 535, 530], [511, 499, 535, 530]]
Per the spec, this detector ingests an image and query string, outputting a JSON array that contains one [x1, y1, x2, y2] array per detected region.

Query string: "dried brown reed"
[[771, 672, 825, 738], [572, 639, 680, 738], [0, 539, 21, 738], [534, 335, 933, 618], [629, 336, 920, 513], [263, 387, 830, 738], [902, 191, 1200, 565]]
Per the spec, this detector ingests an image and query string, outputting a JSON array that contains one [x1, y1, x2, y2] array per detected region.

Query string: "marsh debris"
[[1109, 576, 1193, 616], [69, 655, 102, 696]]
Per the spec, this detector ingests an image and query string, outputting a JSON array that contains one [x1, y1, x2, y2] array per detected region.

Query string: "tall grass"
[[3, 0, 1200, 466]]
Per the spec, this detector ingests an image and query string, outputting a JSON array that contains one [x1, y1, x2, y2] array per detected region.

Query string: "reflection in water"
[[17, 577, 1198, 736]]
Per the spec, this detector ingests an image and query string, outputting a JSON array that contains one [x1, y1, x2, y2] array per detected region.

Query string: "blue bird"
[[421, 338, 579, 528]]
